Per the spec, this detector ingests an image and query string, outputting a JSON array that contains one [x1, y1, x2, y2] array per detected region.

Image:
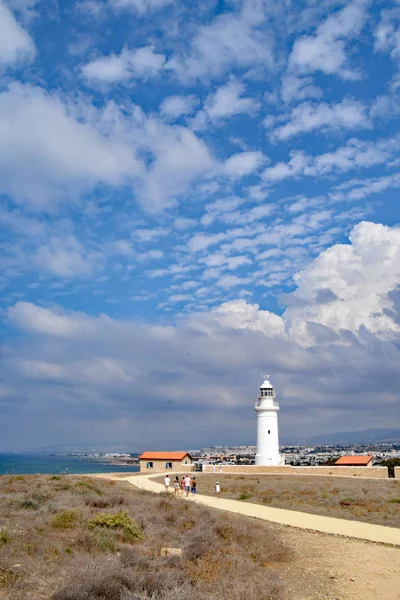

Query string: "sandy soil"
[[277, 525, 400, 600]]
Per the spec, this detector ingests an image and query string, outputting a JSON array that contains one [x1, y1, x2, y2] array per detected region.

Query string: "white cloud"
[[0, 0, 36, 68], [34, 235, 100, 277], [113, 239, 134, 256], [223, 151, 265, 178], [286, 221, 400, 343], [82, 46, 166, 83], [289, 0, 368, 80], [188, 232, 227, 253], [332, 172, 400, 202], [7, 301, 99, 337], [263, 137, 399, 181], [216, 274, 251, 289], [160, 95, 196, 119], [204, 81, 259, 120], [271, 99, 370, 140], [137, 121, 214, 212], [0, 83, 139, 208], [4, 221, 400, 447], [374, 8, 400, 58], [109, 0, 172, 12], [173, 217, 197, 230], [168, 2, 274, 81], [280, 74, 322, 104]]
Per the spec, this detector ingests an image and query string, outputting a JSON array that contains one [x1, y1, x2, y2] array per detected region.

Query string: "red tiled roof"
[[139, 451, 191, 461], [335, 455, 373, 466]]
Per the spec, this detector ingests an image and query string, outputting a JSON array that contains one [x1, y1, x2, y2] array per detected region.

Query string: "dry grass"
[[0, 474, 290, 599], [184, 474, 400, 527]]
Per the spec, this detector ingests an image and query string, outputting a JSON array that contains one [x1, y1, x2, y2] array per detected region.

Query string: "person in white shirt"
[[215, 481, 221, 497], [164, 475, 170, 492], [184, 475, 191, 496]]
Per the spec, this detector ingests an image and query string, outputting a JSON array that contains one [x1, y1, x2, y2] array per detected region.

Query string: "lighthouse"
[[254, 376, 285, 466]]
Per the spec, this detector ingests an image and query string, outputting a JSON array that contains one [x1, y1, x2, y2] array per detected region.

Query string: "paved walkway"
[[123, 474, 400, 547]]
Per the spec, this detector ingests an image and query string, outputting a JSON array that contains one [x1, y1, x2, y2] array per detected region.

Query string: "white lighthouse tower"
[[254, 375, 284, 466]]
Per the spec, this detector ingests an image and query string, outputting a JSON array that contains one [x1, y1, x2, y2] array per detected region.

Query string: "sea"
[[0, 453, 140, 476]]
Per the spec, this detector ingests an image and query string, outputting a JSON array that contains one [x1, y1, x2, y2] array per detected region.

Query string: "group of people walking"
[[164, 474, 221, 497], [164, 474, 196, 496]]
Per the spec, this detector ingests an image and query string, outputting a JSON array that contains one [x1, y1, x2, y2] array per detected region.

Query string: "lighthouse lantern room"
[[254, 376, 285, 466]]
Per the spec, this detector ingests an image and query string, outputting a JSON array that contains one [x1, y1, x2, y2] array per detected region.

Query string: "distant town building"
[[139, 451, 193, 472], [254, 376, 285, 466], [335, 455, 373, 467]]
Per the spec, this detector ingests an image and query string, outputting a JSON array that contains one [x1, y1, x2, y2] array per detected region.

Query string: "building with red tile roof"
[[139, 451, 193, 472], [335, 455, 373, 467]]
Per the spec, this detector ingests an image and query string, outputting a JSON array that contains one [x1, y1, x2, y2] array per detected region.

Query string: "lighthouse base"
[[255, 453, 285, 467]]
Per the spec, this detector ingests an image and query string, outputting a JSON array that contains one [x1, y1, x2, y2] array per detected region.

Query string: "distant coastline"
[[0, 453, 140, 475]]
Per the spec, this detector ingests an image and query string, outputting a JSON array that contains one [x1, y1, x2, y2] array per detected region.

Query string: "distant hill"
[[303, 428, 400, 446]]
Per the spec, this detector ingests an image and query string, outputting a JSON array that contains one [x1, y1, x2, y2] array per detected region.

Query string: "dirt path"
[[124, 474, 400, 546], [279, 526, 400, 600], [93, 473, 400, 600]]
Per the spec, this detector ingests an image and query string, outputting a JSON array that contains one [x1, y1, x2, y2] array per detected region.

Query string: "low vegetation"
[[0, 474, 290, 599], [187, 474, 400, 527]]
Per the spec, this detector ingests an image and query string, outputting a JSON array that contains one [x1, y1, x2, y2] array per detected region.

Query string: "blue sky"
[[1, 0, 400, 451]]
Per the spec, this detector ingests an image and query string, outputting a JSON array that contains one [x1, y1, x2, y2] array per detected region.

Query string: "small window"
[[268, 430, 271, 434], [166, 462, 173, 469], [146, 462, 153, 469]]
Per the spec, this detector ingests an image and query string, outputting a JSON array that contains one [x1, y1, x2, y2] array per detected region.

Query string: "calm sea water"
[[0, 454, 140, 475]]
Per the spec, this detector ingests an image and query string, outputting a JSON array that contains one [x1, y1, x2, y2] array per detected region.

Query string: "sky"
[[1, 0, 400, 451]]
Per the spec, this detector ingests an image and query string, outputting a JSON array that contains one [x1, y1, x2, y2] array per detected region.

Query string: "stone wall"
[[395, 467, 400, 479], [202, 464, 388, 478]]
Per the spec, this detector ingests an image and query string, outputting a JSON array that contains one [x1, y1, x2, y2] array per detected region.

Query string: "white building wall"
[[254, 378, 284, 466], [255, 411, 280, 464]]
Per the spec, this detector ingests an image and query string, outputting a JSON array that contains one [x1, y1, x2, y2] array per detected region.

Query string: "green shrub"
[[50, 475, 62, 480], [239, 491, 252, 501], [92, 529, 117, 552], [52, 510, 79, 529], [388, 498, 400, 504], [87, 511, 144, 542], [21, 498, 40, 510], [340, 497, 357, 506], [74, 481, 103, 495], [0, 528, 10, 547]]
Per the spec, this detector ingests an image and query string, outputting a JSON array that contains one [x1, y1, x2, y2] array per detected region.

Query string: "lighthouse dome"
[[260, 377, 273, 389]]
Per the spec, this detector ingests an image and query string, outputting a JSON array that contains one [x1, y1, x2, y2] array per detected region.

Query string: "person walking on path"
[[215, 481, 221, 497], [173, 476, 180, 497], [180, 476, 185, 497], [164, 474, 170, 492], [212, 464, 216, 473], [191, 477, 197, 495], [184, 474, 191, 497]]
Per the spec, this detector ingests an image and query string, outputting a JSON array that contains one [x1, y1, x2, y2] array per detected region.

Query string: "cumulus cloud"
[[0, 82, 218, 213], [263, 137, 400, 182], [204, 80, 259, 121], [109, 0, 172, 12], [168, 1, 274, 81], [223, 151, 265, 178], [289, 0, 368, 80], [270, 99, 370, 140], [34, 235, 101, 277], [160, 95, 196, 118], [82, 46, 166, 83], [3, 221, 400, 449], [0, 82, 139, 208], [0, 0, 36, 68]]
